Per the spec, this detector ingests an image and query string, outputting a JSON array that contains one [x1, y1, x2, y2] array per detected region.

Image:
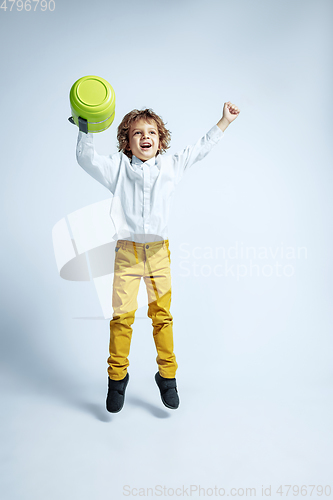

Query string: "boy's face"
[[127, 118, 160, 162]]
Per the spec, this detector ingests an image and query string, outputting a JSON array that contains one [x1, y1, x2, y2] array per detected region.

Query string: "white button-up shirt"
[[76, 124, 224, 243]]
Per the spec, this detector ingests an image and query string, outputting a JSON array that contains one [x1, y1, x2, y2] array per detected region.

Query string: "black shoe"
[[106, 373, 129, 413], [155, 372, 179, 409]]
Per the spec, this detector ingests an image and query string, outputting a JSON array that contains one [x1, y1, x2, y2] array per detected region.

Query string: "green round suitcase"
[[69, 75, 116, 133]]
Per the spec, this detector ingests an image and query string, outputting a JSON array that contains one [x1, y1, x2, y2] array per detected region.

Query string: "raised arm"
[[171, 125, 224, 185], [171, 101, 240, 185], [76, 131, 120, 194]]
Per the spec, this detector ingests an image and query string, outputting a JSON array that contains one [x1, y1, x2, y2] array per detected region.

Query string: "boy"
[[75, 102, 240, 413]]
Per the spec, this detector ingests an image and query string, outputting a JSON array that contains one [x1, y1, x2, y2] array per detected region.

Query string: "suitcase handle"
[[68, 116, 88, 134]]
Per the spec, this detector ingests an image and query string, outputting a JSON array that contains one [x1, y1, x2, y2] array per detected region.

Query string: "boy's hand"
[[217, 101, 240, 132], [223, 101, 240, 123]]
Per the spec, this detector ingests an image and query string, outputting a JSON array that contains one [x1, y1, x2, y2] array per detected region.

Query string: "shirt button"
[[146, 245, 149, 249]]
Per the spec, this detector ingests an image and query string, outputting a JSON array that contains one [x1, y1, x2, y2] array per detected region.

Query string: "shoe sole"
[[161, 397, 179, 410]]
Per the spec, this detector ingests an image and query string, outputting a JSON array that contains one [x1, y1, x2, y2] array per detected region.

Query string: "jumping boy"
[[75, 101, 240, 413]]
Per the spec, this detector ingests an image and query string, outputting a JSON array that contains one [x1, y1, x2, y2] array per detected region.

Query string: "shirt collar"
[[131, 155, 156, 168]]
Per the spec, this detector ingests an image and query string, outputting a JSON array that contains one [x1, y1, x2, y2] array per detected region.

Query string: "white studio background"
[[0, 0, 332, 499]]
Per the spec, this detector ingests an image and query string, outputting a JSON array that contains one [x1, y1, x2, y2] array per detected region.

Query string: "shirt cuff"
[[206, 124, 224, 143], [78, 130, 94, 143]]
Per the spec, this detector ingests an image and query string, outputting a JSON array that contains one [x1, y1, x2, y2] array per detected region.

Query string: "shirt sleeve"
[[75, 131, 120, 194], [171, 124, 224, 185]]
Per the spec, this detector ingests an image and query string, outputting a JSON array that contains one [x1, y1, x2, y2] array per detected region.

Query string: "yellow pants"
[[108, 239, 178, 381]]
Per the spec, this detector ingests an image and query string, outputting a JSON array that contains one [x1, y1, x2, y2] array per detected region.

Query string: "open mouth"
[[140, 143, 152, 149]]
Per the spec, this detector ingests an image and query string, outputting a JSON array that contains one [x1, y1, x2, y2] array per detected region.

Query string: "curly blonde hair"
[[117, 108, 171, 160]]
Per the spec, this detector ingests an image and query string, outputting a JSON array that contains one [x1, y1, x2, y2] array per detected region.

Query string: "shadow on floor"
[[127, 395, 171, 418]]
